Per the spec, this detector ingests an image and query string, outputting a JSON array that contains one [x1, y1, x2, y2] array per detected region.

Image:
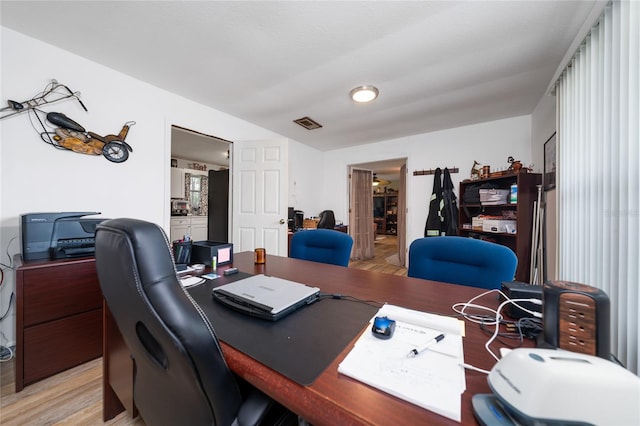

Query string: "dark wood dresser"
[[15, 256, 103, 391]]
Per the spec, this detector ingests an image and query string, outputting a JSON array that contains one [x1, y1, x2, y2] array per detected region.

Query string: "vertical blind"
[[555, 0, 639, 373]]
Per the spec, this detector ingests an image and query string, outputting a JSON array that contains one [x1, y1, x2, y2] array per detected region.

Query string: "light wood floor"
[[349, 235, 407, 276], [0, 239, 405, 424], [1, 357, 143, 425]]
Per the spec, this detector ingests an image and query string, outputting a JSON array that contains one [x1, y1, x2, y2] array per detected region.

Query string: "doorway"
[[349, 158, 407, 271], [170, 126, 231, 241]]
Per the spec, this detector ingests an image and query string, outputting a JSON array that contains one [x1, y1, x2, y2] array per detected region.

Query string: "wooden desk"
[[103, 252, 529, 425]]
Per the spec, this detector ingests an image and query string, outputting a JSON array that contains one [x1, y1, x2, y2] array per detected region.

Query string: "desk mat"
[[188, 273, 378, 385]]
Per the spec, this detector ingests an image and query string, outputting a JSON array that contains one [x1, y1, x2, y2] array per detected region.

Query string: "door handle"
[[279, 219, 286, 224]]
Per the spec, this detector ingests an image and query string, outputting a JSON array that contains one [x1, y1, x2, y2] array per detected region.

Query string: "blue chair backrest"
[[407, 236, 517, 289], [290, 229, 353, 267]]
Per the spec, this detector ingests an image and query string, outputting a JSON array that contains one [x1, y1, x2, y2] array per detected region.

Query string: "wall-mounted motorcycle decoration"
[[0, 79, 134, 163]]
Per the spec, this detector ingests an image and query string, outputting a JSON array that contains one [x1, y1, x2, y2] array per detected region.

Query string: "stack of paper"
[[179, 276, 205, 287], [338, 304, 466, 422]]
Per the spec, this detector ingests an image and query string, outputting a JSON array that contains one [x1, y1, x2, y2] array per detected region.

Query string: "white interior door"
[[232, 139, 289, 256]]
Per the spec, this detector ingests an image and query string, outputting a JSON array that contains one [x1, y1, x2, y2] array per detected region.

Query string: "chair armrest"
[[235, 389, 273, 426]]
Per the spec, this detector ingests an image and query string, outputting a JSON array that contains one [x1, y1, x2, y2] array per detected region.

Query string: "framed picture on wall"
[[544, 132, 556, 191]]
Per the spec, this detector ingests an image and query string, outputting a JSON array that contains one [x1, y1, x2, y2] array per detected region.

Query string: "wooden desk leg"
[[102, 301, 137, 421]]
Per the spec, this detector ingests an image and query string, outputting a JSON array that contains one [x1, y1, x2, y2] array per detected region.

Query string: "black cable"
[[517, 317, 543, 339], [0, 292, 14, 321], [478, 315, 543, 350], [31, 108, 64, 149], [1, 236, 18, 288], [479, 320, 525, 348], [316, 293, 469, 324], [61, 83, 88, 111], [317, 292, 384, 309]]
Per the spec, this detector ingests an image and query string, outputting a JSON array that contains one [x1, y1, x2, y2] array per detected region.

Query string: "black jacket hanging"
[[441, 167, 459, 236], [424, 167, 443, 237]]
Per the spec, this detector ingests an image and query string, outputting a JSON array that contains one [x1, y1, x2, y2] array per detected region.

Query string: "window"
[[189, 175, 203, 215]]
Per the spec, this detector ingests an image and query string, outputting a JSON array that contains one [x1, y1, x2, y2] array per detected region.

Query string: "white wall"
[[288, 141, 324, 218], [531, 94, 556, 171], [322, 115, 533, 248], [531, 93, 557, 279], [0, 27, 299, 345]]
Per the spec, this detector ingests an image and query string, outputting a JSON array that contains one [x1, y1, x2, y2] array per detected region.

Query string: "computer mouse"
[[371, 316, 396, 339]]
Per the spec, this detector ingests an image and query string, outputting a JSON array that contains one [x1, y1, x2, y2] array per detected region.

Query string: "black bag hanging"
[[441, 167, 459, 236], [424, 167, 443, 237]]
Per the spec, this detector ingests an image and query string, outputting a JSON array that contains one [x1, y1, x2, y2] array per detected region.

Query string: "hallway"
[[349, 235, 407, 276]]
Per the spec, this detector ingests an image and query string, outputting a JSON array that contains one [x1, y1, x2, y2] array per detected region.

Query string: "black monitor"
[[288, 207, 295, 231]]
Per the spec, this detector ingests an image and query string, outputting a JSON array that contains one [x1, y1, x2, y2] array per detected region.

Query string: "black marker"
[[407, 333, 445, 358]]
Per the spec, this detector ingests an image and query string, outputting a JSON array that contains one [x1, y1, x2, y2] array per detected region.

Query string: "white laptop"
[[212, 274, 320, 321]]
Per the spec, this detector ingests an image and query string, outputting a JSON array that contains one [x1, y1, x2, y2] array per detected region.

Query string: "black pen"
[[407, 333, 446, 358]]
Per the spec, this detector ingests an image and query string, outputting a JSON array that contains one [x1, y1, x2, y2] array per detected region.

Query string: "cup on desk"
[[254, 248, 266, 264]]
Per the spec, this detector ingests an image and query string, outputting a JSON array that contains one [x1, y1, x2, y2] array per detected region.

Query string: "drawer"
[[23, 308, 102, 386], [21, 260, 102, 327], [190, 217, 207, 225], [171, 218, 190, 226]]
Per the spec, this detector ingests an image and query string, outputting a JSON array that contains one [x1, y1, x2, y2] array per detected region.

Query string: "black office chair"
[[95, 218, 293, 426], [317, 210, 336, 229]]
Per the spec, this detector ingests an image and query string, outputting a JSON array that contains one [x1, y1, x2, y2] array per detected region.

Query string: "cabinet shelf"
[[458, 172, 541, 282], [462, 230, 518, 238], [373, 192, 399, 235], [462, 203, 515, 208]]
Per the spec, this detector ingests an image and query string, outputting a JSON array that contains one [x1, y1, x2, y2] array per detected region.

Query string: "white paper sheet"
[[338, 304, 466, 422], [179, 276, 205, 287]]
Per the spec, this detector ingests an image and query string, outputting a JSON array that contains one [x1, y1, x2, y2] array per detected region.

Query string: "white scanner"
[[472, 348, 640, 425]]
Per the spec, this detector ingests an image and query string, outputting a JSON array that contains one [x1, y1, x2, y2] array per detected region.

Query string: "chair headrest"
[[317, 210, 336, 229]]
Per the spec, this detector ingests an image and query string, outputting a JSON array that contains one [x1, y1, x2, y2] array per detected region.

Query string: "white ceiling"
[[171, 126, 231, 168], [2, 1, 601, 164]]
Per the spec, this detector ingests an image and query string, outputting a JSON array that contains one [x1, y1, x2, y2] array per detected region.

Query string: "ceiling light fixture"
[[350, 85, 379, 103], [372, 174, 391, 186]]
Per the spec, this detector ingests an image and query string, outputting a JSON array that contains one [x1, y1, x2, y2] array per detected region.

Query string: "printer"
[[20, 212, 107, 261], [472, 348, 640, 426]]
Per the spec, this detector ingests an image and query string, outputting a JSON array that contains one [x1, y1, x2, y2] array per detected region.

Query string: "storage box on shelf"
[[191, 241, 233, 266], [458, 172, 541, 282]]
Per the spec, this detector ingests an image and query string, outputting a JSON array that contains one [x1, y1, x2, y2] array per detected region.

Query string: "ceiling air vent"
[[293, 116, 322, 130]]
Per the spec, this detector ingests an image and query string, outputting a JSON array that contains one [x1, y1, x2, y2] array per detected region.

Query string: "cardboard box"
[[472, 216, 484, 230], [482, 219, 517, 234], [191, 241, 233, 266], [479, 189, 510, 205]]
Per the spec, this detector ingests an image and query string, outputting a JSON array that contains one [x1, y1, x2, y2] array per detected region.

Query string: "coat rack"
[[413, 167, 458, 176]]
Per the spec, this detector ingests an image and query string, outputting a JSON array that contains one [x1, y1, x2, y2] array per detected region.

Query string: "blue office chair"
[[290, 229, 353, 267], [407, 236, 517, 289]]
